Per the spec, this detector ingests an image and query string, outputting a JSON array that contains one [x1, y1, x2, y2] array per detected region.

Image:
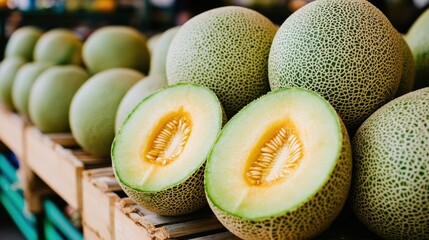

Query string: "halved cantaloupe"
[[205, 87, 352, 239], [112, 83, 224, 216]]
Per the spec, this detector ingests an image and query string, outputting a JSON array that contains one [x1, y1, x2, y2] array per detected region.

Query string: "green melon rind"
[[28, 65, 89, 133], [395, 34, 416, 97], [112, 82, 224, 216], [12, 62, 52, 119], [5, 26, 43, 61], [268, 0, 403, 132], [70, 68, 143, 157], [166, 6, 277, 118], [405, 8, 429, 90], [350, 87, 429, 239], [0, 57, 27, 110], [205, 88, 352, 239]]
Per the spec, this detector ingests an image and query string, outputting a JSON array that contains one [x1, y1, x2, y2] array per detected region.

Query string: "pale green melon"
[[268, 0, 403, 132], [0, 57, 27, 110], [149, 26, 180, 76], [33, 28, 83, 65], [5, 26, 43, 61], [82, 26, 150, 75], [350, 87, 429, 239], [70, 68, 143, 157], [115, 74, 168, 133], [112, 83, 224, 216], [395, 34, 416, 97], [147, 32, 162, 55], [405, 8, 429, 90], [28, 65, 89, 133], [12, 62, 51, 118], [205, 87, 352, 239], [166, 6, 277, 118]]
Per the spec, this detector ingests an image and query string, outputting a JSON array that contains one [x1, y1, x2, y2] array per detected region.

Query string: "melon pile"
[[1, 0, 428, 239]]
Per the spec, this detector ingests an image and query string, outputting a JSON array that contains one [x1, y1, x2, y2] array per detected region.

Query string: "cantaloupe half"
[[205, 88, 352, 239], [112, 83, 224, 216]]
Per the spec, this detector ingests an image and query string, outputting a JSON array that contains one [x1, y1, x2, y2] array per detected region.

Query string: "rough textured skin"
[[0, 57, 27, 110], [117, 165, 207, 216], [405, 8, 429, 90], [5, 26, 42, 61], [70, 68, 143, 157], [208, 123, 352, 240], [149, 26, 180, 76], [166, 6, 277, 118], [83, 26, 150, 75], [395, 34, 416, 97], [268, 0, 403, 132], [28, 65, 89, 133], [34, 28, 83, 65], [350, 88, 429, 240], [12, 62, 51, 119]]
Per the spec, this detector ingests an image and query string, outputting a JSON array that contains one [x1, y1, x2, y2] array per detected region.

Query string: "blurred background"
[[0, 0, 428, 58]]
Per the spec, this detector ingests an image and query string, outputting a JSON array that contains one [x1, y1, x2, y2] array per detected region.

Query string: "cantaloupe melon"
[[115, 74, 168, 133], [350, 87, 429, 239], [268, 0, 403, 132], [28, 65, 89, 133], [12, 62, 51, 118], [205, 87, 352, 239], [33, 28, 83, 65], [82, 26, 150, 74], [405, 8, 429, 90], [0, 57, 27, 110], [396, 34, 416, 97], [112, 83, 224, 216], [147, 32, 162, 55], [70, 68, 143, 157], [166, 6, 277, 118], [149, 26, 180, 76], [5, 26, 43, 61]]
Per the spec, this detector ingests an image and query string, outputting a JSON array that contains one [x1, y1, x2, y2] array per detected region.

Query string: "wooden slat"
[[188, 231, 240, 240], [0, 104, 27, 159]]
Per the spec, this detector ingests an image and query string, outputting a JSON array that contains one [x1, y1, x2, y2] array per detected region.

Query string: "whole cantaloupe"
[[268, 0, 403, 132], [149, 26, 180, 76], [395, 34, 416, 97], [28, 65, 89, 133], [0, 57, 27, 110], [405, 8, 429, 90], [33, 28, 83, 65], [70, 68, 143, 157], [350, 87, 429, 239], [5, 26, 43, 61], [115, 74, 167, 133], [12, 62, 51, 118], [166, 6, 277, 118], [82, 26, 150, 75]]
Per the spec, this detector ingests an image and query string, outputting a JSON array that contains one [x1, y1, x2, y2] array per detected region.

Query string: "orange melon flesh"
[[206, 87, 349, 220]]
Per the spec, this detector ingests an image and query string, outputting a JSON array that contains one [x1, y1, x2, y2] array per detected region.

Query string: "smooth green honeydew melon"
[[70, 68, 143, 157], [166, 6, 277, 118], [149, 26, 180, 75], [0, 57, 27, 110], [112, 83, 224, 216], [115, 74, 168, 133], [147, 32, 162, 55], [268, 0, 403, 132], [82, 26, 150, 75], [33, 28, 83, 65], [12, 62, 51, 118], [5, 26, 43, 61], [395, 33, 416, 97], [205, 88, 352, 239], [29, 65, 89, 133], [350, 87, 429, 239], [405, 8, 429, 90]]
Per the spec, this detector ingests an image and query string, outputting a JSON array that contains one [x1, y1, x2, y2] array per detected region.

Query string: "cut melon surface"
[[205, 87, 352, 239], [112, 83, 224, 215]]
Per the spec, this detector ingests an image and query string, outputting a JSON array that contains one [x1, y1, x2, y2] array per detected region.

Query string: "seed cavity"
[[246, 127, 303, 186], [146, 115, 191, 166]]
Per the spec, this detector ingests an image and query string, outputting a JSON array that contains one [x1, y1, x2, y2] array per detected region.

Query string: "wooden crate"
[[114, 198, 239, 240], [0, 104, 27, 159], [82, 167, 123, 240], [24, 126, 111, 211]]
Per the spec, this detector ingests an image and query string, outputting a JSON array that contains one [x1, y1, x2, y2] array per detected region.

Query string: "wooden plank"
[[114, 201, 152, 240], [188, 231, 240, 240], [82, 167, 121, 240], [0, 104, 26, 159], [25, 126, 110, 210]]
